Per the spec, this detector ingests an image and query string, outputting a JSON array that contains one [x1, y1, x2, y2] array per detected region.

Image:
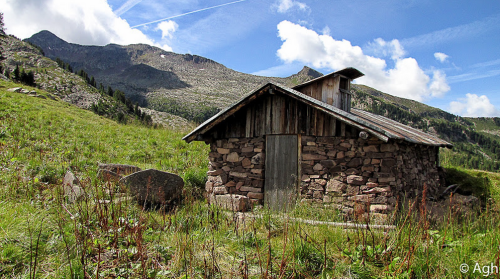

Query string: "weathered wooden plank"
[[331, 118, 336, 137], [265, 94, 272, 135], [245, 107, 251, 138], [265, 135, 298, 211], [332, 75, 341, 108], [317, 111, 324, 136], [341, 122, 346, 137]]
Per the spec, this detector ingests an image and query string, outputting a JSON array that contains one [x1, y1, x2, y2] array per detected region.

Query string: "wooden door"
[[264, 135, 298, 211]]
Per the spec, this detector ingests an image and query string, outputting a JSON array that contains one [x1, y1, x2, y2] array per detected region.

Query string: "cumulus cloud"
[[449, 93, 500, 117], [276, 20, 451, 101], [156, 20, 178, 39], [0, 0, 173, 51], [434, 52, 449, 63], [273, 0, 309, 13]]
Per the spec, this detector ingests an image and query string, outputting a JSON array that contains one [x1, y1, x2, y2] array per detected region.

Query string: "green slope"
[[0, 79, 209, 197]]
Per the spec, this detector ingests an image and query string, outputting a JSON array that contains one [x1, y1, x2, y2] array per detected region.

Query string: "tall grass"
[[1, 80, 500, 278]]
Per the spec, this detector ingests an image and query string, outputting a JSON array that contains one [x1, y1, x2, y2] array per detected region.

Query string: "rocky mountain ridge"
[[25, 30, 321, 119]]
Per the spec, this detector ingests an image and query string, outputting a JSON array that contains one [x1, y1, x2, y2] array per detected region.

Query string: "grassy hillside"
[[2, 79, 500, 278]]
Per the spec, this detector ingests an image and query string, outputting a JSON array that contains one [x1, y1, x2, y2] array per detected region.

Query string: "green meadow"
[[1, 80, 500, 278]]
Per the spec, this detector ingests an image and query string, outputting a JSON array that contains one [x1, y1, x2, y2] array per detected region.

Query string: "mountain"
[[0, 33, 190, 128], [26, 30, 321, 121], [15, 30, 500, 171]]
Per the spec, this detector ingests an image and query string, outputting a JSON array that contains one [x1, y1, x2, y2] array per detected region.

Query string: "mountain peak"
[[25, 30, 69, 48], [297, 66, 323, 79]]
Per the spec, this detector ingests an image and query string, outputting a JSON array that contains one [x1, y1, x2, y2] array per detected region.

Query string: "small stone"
[[363, 145, 379, 152], [336, 151, 345, 159], [242, 158, 252, 168], [210, 194, 249, 212], [236, 181, 244, 190], [213, 186, 228, 195], [247, 192, 264, 200], [327, 150, 337, 157], [225, 181, 236, 187], [348, 194, 373, 202], [370, 204, 391, 213], [346, 151, 355, 157], [250, 169, 261, 174], [378, 177, 396, 183], [222, 166, 231, 172], [227, 152, 239, 162], [302, 153, 327, 161], [229, 172, 247, 178], [217, 148, 230, 154], [207, 169, 223, 176], [340, 142, 351, 148], [326, 179, 347, 192], [347, 175, 365, 185], [240, 186, 262, 192], [313, 163, 324, 171], [347, 158, 362, 167], [241, 146, 254, 153], [380, 144, 397, 152]]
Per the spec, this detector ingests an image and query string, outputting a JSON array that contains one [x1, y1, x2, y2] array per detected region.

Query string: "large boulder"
[[119, 169, 183, 206]]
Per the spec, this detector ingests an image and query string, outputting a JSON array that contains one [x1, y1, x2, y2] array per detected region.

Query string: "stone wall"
[[204, 135, 440, 217], [300, 136, 440, 222], [205, 136, 266, 208]]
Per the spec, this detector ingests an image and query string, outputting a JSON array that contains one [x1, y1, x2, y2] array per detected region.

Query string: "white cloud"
[[369, 38, 406, 60], [273, 0, 309, 13], [434, 52, 449, 63], [429, 70, 450, 97], [0, 0, 173, 51], [156, 20, 178, 39], [449, 93, 500, 117], [276, 20, 451, 102]]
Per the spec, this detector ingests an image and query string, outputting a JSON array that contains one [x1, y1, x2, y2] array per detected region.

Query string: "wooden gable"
[[204, 86, 360, 140]]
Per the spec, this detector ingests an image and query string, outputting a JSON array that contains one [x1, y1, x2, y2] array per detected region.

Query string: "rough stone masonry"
[[206, 135, 439, 220]]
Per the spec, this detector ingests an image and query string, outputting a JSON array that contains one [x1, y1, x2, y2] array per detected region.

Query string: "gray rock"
[[97, 169, 123, 183], [120, 169, 184, 206], [98, 163, 141, 176], [62, 171, 84, 203]]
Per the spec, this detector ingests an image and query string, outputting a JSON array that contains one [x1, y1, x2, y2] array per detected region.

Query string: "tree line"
[[54, 57, 153, 126], [1, 64, 36, 87]]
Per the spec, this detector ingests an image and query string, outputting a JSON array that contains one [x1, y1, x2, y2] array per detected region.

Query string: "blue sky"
[[2, 0, 500, 117]]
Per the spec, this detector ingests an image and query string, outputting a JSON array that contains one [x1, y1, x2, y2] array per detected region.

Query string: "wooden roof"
[[183, 82, 452, 148], [292, 67, 364, 90]]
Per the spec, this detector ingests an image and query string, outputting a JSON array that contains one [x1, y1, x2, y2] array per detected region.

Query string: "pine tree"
[[13, 65, 20, 81], [0, 12, 6, 36]]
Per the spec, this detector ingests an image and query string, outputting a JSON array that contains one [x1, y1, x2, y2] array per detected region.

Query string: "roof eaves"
[[182, 82, 272, 143]]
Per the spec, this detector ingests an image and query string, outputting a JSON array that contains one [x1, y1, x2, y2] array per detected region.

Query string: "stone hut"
[[183, 67, 452, 217]]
